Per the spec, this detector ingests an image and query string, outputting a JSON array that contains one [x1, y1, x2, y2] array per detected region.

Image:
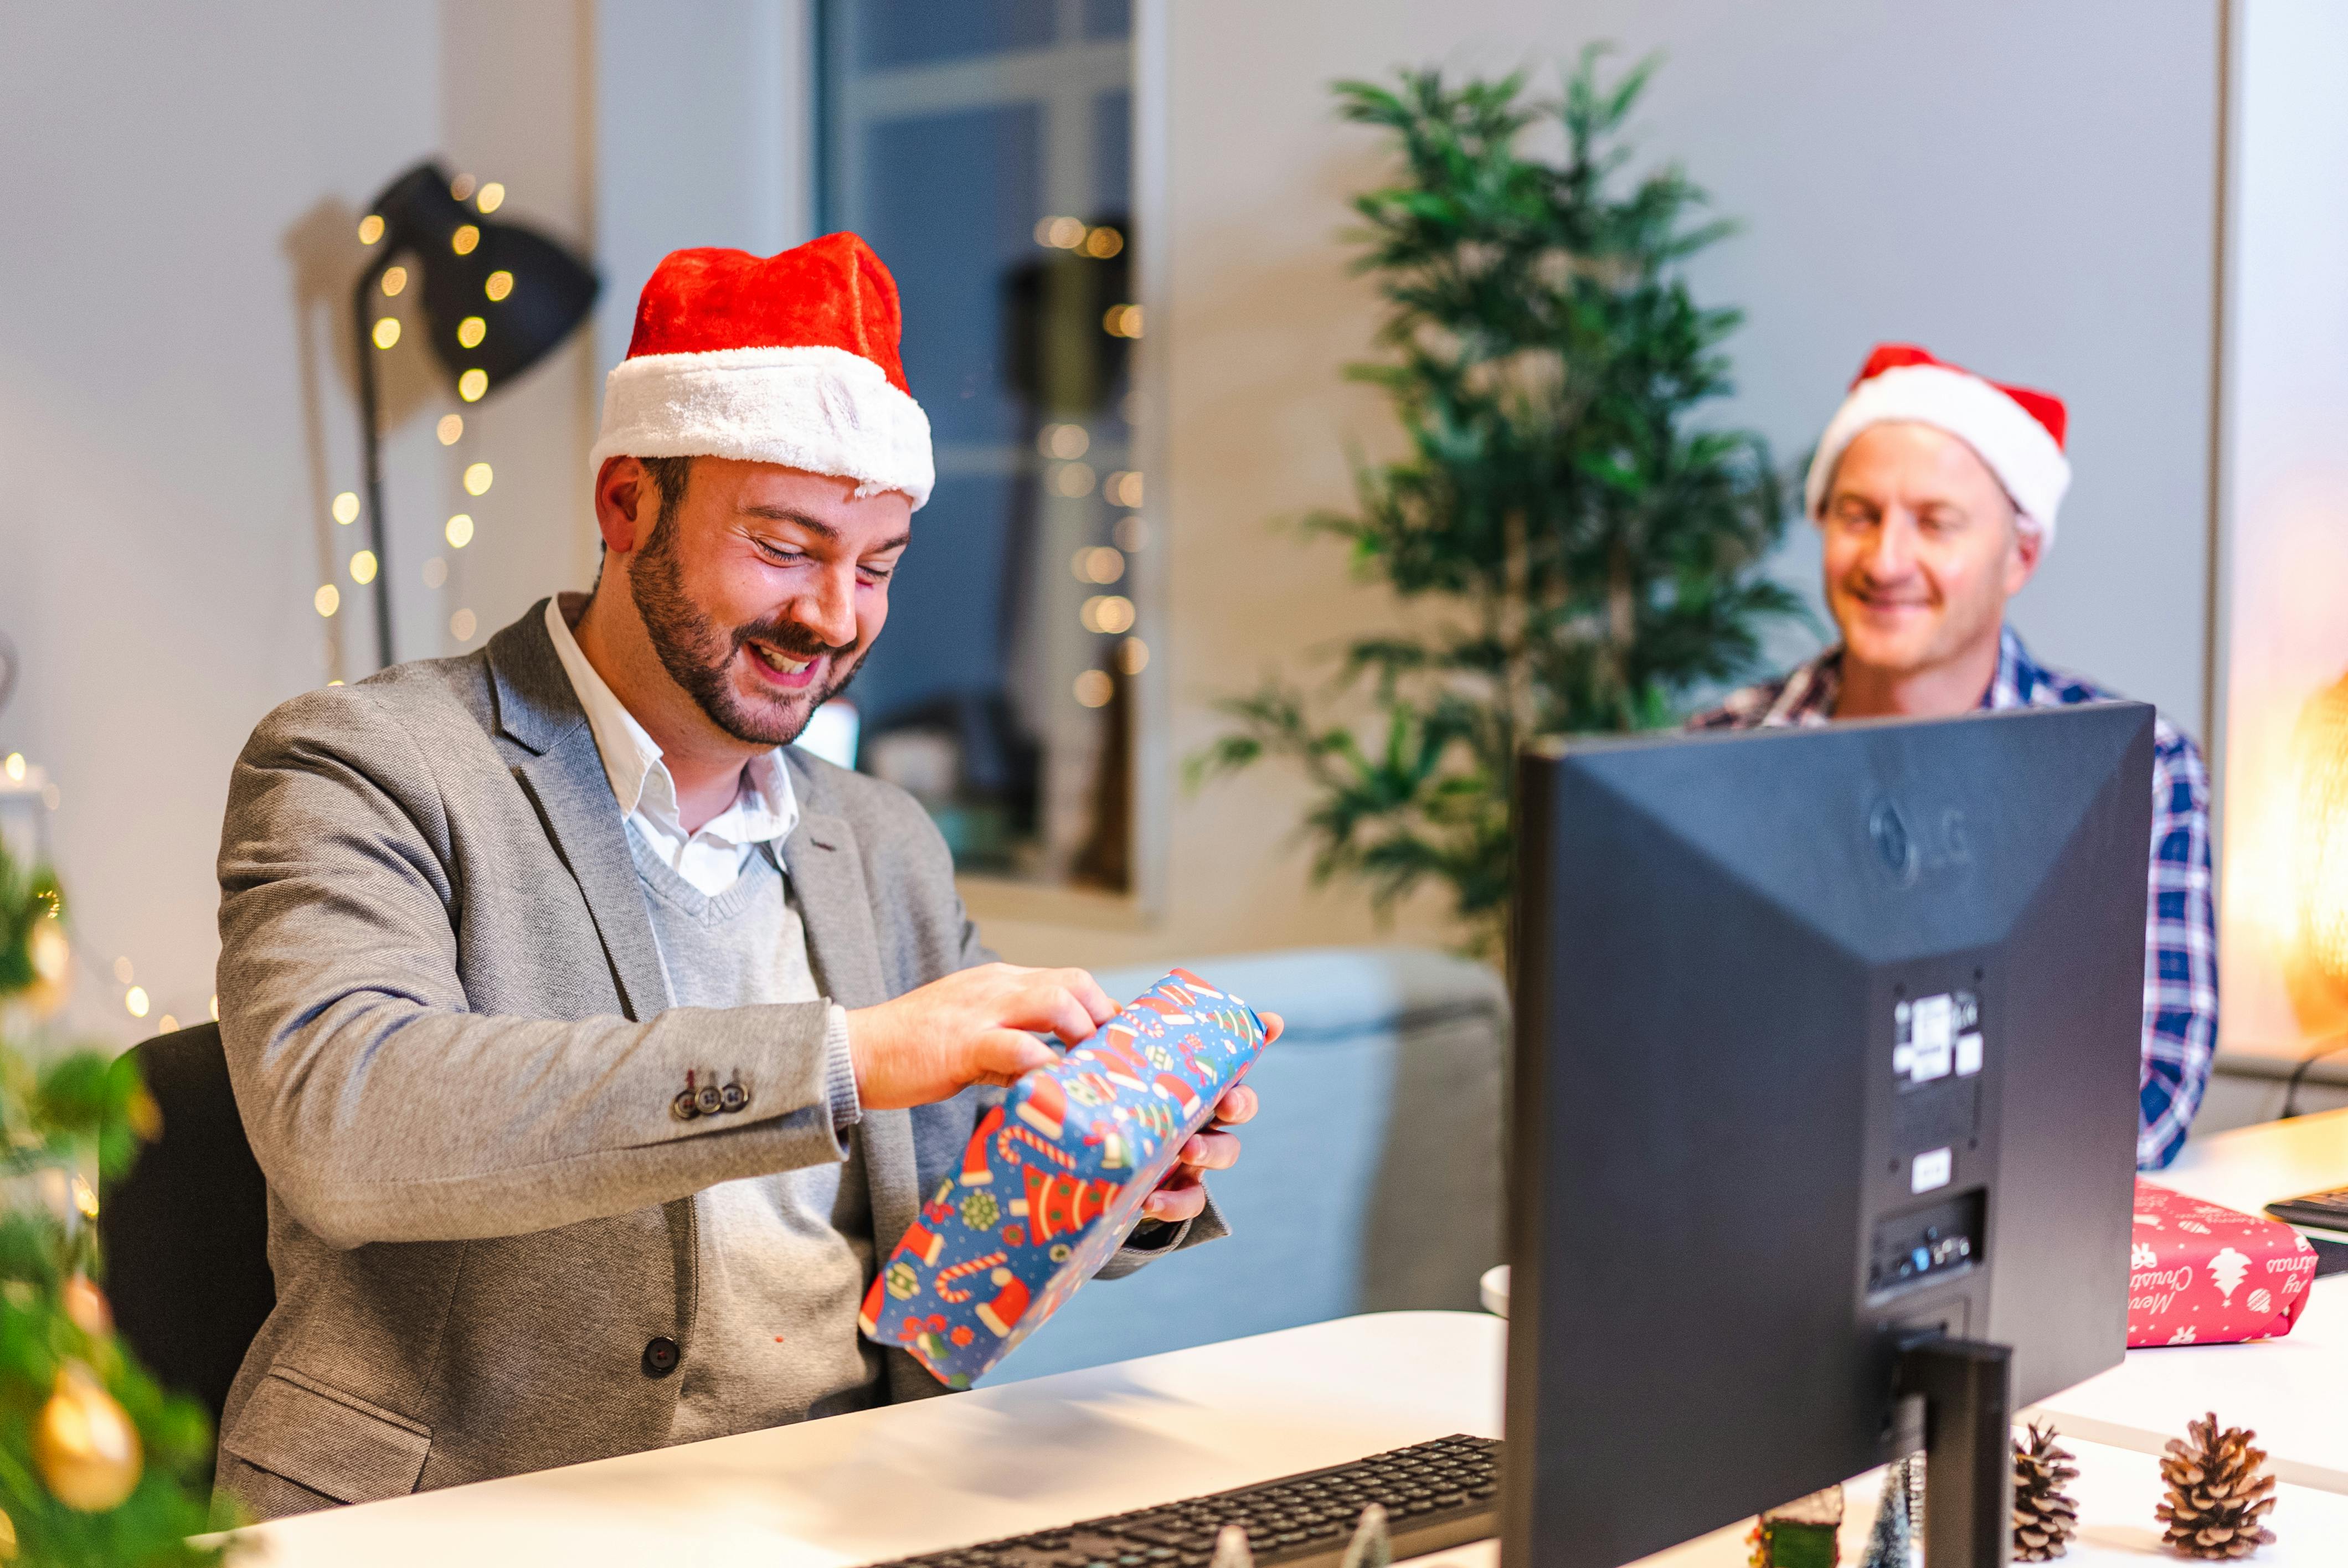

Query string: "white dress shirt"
[[544, 595, 801, 898]]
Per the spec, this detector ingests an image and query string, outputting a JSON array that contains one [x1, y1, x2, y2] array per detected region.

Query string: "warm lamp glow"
[[450, 608, 478, 641], [484, 270, 514, 301], [380, 266, 408, 297], [315, 584, 341, 617], [463, 462, 493, 496], [1073, 669, 1113, 708], [451, 224, 480, 256], [1072, 546, 1125, 584], [331, 491, 360, 524], [436, 414, 464, 445], [372, 317, 401, 350], [349, 550, 378, 585], [457, 369, 488, 402], [445, 514, 475, 549], [475, 182, 506, 214], [457, 316, 486, 349], [1080, 594, 1136, 635], [357, 214, 385, 245], [2293, 674, 2348, 992]]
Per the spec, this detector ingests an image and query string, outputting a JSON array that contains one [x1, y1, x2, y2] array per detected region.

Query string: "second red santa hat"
[[590, 233, 935, 509], [1805, 343, 2070, 546]]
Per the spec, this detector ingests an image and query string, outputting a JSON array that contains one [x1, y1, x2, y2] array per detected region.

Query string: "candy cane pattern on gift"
[[864, 967, 1269, 1388], [997, 1118, 1077, 1170], [933, 1250, 1011, 1303]]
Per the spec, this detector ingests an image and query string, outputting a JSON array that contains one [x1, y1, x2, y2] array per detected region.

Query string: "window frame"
[[809, 0, 1169, 930]]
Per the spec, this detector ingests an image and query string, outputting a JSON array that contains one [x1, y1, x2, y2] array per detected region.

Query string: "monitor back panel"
[[1503, 705, 2152, 1568]]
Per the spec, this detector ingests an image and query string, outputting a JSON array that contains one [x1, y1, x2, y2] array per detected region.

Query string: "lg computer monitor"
[[1505, 704, 2155, 1568]]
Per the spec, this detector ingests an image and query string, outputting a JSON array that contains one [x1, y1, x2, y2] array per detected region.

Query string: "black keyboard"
[[2263, 1188, 2348, 1275], [867, 1434, 1502, 1568]]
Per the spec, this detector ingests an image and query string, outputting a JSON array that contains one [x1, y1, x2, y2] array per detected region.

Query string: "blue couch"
[[980, 946, 1509, 1384]]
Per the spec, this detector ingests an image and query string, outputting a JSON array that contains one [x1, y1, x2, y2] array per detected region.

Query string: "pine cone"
[[2011, 1423, 2081, 1561], [2155, 1411, 2279, 1559]]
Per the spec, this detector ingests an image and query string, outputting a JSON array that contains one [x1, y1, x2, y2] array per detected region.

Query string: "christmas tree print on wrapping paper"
[[861, 968, 1269, 1387], [2126, 1181, 2318, 1349]]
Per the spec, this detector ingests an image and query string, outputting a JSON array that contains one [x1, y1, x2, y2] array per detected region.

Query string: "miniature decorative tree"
[[0, 837, 221, 1565], [1193, 49, 1802, 958]]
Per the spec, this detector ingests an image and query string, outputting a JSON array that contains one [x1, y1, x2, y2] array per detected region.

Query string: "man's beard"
[[629, 520, 863, 747]]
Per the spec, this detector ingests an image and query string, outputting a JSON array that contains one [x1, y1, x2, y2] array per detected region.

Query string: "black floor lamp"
[[353, 162, 598, 670]]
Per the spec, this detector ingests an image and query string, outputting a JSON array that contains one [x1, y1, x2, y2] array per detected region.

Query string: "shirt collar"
[[1985, 623, 2038, 711], [542, 596, 801, 846], [1763, 647, 1842, 726], [1780, 622, 2041, 724]]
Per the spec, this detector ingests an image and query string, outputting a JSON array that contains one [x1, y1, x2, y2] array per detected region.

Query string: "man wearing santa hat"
[[209, 235, 1274, 1518], [1693, 343, 2216, 1171]]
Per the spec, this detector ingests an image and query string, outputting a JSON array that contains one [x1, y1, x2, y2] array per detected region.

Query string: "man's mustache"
[[731, 617, 858, 661]]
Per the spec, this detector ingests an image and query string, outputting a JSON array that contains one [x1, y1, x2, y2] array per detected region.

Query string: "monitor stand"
[[1894, 1337, 2015, 1568]]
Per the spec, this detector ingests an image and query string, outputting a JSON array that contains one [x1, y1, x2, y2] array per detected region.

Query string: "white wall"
[[595, 0, 815, 384], [0, 1, 595, 1040], [0, 1, 2228, 1016], [983, 0, 2225, 968], [2212, 0, 2348, 1060]]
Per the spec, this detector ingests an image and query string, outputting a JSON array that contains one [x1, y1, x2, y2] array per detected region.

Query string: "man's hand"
[[1139, 1010, 1283, 1224], [846, 963, 1116, 1111]]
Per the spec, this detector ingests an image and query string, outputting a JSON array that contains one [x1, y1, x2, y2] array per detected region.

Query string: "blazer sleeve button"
[[671, 1091, 699, 1121], [719, 1082, 746, 1113], [642, 1336, 681, 1378], [694, 1084, 723, 1116]]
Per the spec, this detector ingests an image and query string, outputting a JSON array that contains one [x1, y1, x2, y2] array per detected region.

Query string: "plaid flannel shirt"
[[1690, 626, 2217, 1169]]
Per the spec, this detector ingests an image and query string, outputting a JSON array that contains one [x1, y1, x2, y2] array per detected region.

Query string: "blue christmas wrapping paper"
[[860, 967, 1269, 1387]]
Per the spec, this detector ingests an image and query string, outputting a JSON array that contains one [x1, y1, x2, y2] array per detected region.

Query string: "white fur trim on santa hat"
[[589, 344, 935, 509], [1803, 363, 2071, 546]]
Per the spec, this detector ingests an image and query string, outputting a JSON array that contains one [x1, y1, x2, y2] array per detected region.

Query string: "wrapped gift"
[[861, 968, 1269, 1387], [2127, 1180, 2319, 1348]]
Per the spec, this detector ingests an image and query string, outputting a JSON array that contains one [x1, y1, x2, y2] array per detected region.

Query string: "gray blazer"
[[212, 602, 1217, 1520]]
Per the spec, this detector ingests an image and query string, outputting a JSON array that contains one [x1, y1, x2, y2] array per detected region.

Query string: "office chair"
[[99, 1022, 276, 1432]]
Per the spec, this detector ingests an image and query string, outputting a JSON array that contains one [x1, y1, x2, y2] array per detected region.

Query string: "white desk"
[[233, 1312, 1502, 1568], [2032, 1110, 2348, 1494], [231, 1308, 2348, 1568], [228, 1110, 2348, 1567]]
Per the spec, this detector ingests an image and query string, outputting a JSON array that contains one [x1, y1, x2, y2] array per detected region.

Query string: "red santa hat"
[[589, 234, 934, 509], [1804, 343, 2070, 546]]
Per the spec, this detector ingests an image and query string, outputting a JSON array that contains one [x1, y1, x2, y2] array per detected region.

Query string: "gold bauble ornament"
[[61, 1274, 112, 1338], [33, 1361, 142, 1511], [21, 916, 70, 1018]]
